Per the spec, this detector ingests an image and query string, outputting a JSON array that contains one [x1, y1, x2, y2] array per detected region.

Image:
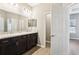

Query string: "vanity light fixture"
[[10, 3, 18, 7], [23, 8, 31, 17]]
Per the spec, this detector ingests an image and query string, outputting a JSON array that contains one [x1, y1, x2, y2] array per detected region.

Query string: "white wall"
[[33, 3, 52, 47]]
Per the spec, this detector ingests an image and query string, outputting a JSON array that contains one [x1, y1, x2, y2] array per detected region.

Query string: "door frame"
[[43, 3, 76, 54], [67, 3, 79, 54], [65, 3, 78, 54]]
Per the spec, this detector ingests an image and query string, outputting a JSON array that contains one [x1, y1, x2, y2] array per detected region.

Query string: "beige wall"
[[33, 3, 52, 47]]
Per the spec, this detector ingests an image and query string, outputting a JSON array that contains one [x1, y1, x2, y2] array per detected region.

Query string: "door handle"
[[51, 35, 55, 37]]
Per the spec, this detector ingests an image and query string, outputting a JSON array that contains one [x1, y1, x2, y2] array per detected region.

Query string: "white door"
[[50, 4, 70, 55]]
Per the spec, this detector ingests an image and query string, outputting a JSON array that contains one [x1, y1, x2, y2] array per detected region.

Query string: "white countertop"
[[0, 31, 37, 39]]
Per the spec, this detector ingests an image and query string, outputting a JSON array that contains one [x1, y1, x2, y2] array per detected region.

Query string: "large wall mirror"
[[0, 16, 5, 33], [0, 10, 28, 34]]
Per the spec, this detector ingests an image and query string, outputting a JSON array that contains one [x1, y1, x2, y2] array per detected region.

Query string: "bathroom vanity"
[[0, 32, 38, 55]]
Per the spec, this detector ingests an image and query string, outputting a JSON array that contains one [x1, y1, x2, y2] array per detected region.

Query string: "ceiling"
[[27, 3, 40, 7]]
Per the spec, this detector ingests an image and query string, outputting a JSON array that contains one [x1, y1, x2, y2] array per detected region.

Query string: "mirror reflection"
[[0, 10, 37, 34]]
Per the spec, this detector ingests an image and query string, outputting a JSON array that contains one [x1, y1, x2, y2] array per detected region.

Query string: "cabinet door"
[[21, 36, 27, 51], [0, 45, 2, 54], [22, 35, 28, 51], [16, 36, 27, 54], [0, 38, 17, 55], [34, 33, 38, 45], [26, 35, 33, 50], [30, 33, 38, 46], [1, 43, 10, 55], [0, 39, 10, 55], [26, 33, 38, 50], [8, 38, 17, 55], [30, 34, 35, 46], [16, 38, 23, 54]]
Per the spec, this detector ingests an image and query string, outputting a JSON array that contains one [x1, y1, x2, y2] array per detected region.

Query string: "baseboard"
[[41, 45, 45, 48], [37, 44, 45, 48], [37, 44, 41, 47]]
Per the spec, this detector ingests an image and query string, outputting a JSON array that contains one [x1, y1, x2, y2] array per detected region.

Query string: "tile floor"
[[23, 46, 40, 55], [32, 48, 50, 55], [23, 42, 50, 55], [32, 42, 50, 55], [23, 47, 50, 55]]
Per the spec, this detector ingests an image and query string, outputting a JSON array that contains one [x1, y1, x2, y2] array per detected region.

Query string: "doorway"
[[45, 13, 51, 48], [69, 4, 79, 55]]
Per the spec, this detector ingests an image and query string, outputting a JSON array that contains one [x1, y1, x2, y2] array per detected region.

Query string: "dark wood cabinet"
[[16, 36, 28, 54], [0, 38, 17, 55], [0, 33, 38, 55], [26, 33, 38, 50]]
